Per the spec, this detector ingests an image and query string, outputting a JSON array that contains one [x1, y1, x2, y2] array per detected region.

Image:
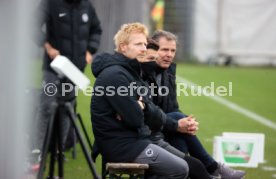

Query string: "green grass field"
[[45, 63, 276, 179]]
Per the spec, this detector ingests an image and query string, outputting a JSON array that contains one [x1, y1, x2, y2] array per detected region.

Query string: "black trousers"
[[33, 70, 76, 152]]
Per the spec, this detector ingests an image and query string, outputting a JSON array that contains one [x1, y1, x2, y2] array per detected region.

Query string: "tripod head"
[[52, 76, 76, 104]]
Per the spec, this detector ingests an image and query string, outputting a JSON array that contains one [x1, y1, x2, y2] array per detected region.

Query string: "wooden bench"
[[105, 163, 149, 179]]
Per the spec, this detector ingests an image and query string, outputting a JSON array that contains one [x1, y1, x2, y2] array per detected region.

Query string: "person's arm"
[[143, 99, 167, 131], [167, 71, 181, 113], [163, 114, 199, 135], [87, 4, 102, 55], [163, 115, 179, 132], [103, 72, 145, 129], [86, 51, 93, 64], [177, 115, 199, 135], [116, 96, 166, 131], [44, 42, 60, 60]]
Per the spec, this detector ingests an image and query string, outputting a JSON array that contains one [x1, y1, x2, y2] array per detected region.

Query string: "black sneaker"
[[210, 173, 221, 179], [212, 162, 246, 179]]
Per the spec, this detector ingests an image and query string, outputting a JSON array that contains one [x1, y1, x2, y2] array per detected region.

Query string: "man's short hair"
[[151, 30, 178, 44], [147, 38, 159, 51], [114, 22, 149, 52]]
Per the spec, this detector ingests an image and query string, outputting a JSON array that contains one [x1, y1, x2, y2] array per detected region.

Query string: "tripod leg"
[[77, 113, 93, 151], [57, 109, 64, 178], [65, 103, 100, 179], [72, 127, 77, 159], [37, 103, 58, 179], [48, 126, 57, 179]]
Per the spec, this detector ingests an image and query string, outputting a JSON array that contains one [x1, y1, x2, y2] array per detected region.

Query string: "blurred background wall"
[[91, 0, 276, 66], [164, 0, 195, 61], [193, 0, 276, 66], [92, 0, 152, 54]]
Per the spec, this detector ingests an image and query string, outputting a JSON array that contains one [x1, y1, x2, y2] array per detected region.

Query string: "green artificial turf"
[[43, 64, 276, 179]]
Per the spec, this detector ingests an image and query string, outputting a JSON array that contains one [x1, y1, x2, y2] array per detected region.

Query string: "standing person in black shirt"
[[32, 0, 102, 164]]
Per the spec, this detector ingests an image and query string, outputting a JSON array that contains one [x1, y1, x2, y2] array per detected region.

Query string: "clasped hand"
[[177, 115, 199, 135]]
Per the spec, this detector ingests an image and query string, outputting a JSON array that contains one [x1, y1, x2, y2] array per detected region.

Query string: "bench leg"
[[109, 173, 122, 179], [129, 174, 145, 179]]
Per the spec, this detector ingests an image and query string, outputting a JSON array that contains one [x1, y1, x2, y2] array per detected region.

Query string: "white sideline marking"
[[262, 166, 276, 171], [176, 76, 276, 131]]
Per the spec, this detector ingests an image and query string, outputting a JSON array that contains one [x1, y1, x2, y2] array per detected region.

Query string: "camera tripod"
[[37, 99, 100, 179]]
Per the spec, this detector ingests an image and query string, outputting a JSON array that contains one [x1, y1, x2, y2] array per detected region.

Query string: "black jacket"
[[91, 52, 153, 162], [143, 63, 180, 132], [156, 63, 179, 113], [36, 0, 102, 71]]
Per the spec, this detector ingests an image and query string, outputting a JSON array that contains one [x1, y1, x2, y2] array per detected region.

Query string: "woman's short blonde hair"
[[114, 22, 149, 52]]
